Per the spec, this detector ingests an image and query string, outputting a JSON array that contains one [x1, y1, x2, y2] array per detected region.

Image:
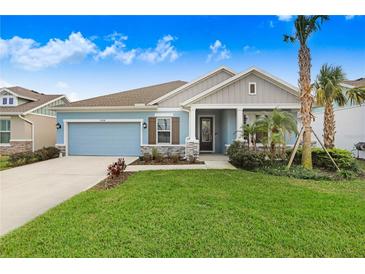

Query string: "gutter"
[[18, 114, 35, 152], [50, 105, 159, 112]]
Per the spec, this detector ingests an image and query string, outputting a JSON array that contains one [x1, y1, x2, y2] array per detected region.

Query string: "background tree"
[[284, 15, 329, 169], [315, 64, 365, 148]]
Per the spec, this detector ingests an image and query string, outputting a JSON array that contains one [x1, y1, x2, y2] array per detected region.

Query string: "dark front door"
[[199, 117, 213, 151]]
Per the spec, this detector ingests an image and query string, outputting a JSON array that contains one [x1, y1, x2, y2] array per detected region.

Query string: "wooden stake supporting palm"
[[287, 126, 340, 171]]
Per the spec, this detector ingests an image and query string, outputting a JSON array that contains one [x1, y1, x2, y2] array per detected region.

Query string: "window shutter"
[[148, 117, 156, 144], [171, 117, 180, 144]]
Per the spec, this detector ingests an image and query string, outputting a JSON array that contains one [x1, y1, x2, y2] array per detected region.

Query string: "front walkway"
[[0, 156, 137, 236], [126, 154, 235, 171]]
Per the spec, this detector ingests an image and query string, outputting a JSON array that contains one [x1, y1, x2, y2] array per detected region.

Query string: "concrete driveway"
[[0, 156, 137, 236]]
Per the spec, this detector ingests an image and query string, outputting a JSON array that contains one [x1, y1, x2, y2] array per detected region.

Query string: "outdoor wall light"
[[143, 122, 147, 129], [56, 122, 62, 129]]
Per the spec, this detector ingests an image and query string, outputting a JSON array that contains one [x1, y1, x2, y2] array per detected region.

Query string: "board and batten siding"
[[159, 70, 233, 107], [194, 73, 299, 105]]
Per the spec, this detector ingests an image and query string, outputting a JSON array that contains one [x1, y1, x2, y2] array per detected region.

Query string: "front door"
[[199, 117, 213, 151]]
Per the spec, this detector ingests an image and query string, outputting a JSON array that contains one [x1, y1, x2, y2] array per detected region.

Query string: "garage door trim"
[[63, 119, 143, 156]]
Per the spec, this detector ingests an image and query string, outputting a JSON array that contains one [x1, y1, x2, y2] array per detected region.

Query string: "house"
[[54, 66, 300, 158], [312, 78, 365, 159], [0, 87, 69, 155]]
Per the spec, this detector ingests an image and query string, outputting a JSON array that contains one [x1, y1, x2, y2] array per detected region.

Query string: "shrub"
[[287, 147, 359, 172], [9, 146, 60, 167], [227, 141, 268, 170], [262, 165, 332, 181], [170, 153, 180, 164], [107, 158, 126, 179], [151, 147, 160, 160]]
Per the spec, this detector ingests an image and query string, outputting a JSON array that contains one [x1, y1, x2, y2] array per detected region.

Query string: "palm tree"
[[255, 109, 298, 159], [284, 15, 329, 169], [315, 64, 365, 148], [242, 123, 257, 150]]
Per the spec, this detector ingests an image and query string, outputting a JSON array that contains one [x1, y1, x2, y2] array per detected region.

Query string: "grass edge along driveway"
[[0, 169, 364, 258]]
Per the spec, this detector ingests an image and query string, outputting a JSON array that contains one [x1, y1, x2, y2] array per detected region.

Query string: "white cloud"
[[269, 20, 275, 28], [56, 81, 69, 89], [96, 34, 137, 64], [98, 34, 179, 64], [65, 92, 79, 102], [0, 78, 13, 87], [277, 15, 293, 22], [345, 15, 355, 20], [207, 40, 231, 62], [243, 45, 261, 54], [139, 35, 180, 63], [0, 32, 97, 70]]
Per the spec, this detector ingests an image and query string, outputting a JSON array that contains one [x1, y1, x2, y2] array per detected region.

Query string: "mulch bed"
[[92, 172, 133, 190], [130, 159, 205, 165]]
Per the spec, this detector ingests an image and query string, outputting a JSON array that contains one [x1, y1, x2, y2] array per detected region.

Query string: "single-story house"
[[54, 66, 300, 157], [312, 78, 365, 159], [0, 86, 69, 155]]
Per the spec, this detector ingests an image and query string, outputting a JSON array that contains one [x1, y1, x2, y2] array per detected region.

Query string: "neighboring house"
[[312, 78, 365, 159], [0, 87, 69, 155], [54, 66, 300, 157]]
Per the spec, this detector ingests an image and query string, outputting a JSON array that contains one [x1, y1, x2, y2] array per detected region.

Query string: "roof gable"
[[147, 66, 236, 105], [181, 67, 299, 106]]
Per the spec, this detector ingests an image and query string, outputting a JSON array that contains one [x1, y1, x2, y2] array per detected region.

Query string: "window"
[[0, 120, 11, 144], [2, 97, 7, 105], [249, 82, 256, 95], [157, 118, 171, 144], [1, 96, 16, 106], [9, 97, 14, 105]]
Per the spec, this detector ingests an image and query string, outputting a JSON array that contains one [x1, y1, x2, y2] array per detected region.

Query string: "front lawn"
[[0, 156, 10, 171], [1, 170, 364, 257]]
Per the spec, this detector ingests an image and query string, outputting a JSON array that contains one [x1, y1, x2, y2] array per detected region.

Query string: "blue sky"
[[1, 15, 364, 101]]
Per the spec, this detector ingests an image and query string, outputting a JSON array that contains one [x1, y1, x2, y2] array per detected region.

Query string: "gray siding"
[[159, 70, 233, 107], [194, 72, 299, 105], [32, 97, 68, 117]]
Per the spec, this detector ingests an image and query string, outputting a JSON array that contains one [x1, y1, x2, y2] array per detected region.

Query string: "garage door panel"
[[68, 122, 140, 156]]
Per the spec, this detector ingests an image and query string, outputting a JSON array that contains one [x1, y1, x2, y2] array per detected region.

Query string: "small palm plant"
[[314, 64, 365, 148], [242, 123, 257, 150], [255, 109, 298, 159]]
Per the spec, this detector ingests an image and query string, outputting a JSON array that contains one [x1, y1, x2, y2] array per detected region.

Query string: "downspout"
[[18, 114, 34, 152]]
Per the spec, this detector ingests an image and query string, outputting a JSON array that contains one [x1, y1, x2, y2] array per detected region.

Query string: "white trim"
[[23, 95, 66, 115], [156, 117, 172, 145], [0, 116, 11, 119], [157, 107, 188, 112], [181, 67, 299, 106], [248, 82, 257, 95], [0, 144, 11, 147], [236, 108, 244, 140], [63, 119, 143, 156], [155, 112, 173, 117], [147, 66, 236, 105], [0, 88, 37, 102], [340, 83, 355, 89], [10, 139, 32, 142], [27, 112, 56, 118], [141, 144, 184, 147], [189, 106, 196, 140], [52, 106, 158, 112], [197, 115, 215, 153], [190, 104, 301, 109], [18, 115, 34, 152], [0, 112, 22, 115]]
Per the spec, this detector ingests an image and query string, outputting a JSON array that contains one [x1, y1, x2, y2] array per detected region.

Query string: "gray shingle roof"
[[0, 86, 63, 114], [62, 80, 187, 107], [344, 78, 365, 88]]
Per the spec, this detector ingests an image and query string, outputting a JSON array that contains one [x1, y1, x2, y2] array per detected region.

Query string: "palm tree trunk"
[[323, 102, 335, 148], [298, 44, 313, 169]]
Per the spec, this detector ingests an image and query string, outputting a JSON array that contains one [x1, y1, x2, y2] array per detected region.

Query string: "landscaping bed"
[[130, 158, 204, 165], [92, 172, 133, 190]]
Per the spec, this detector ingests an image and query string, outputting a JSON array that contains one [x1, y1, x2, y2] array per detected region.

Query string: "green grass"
[[357, 159, 365, 172], [1, 170, 364, 257], [0, 156, 10, 171]]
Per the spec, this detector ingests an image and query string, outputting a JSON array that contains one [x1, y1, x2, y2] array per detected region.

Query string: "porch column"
[[189, 106, 197, 140], [236, 107, 244, 140]]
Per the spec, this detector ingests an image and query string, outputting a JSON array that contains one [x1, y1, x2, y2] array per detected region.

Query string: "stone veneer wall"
[[55, 144, 66, 156], [0, 141, 32, 155], [185, 139, 199, 160], [141, 145, 186, 157]]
